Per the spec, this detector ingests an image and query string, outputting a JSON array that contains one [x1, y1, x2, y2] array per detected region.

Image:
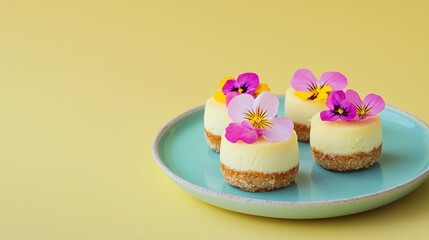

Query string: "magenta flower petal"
[[290, 68, 318, 91], [222, 79, 238, 95], [236, 72, 259, 95], [263, 117, 293, 141], [320, 109, 339, 121], [225, 92, 240, 106], [253, 91, 279, 120], [227, 93, 255, 123], [225, 121, 258, 144], [319, 72, 348, 90], [326, 90, 346, 109], [363, 93, 385, 117], [345, 89, 363, 107]]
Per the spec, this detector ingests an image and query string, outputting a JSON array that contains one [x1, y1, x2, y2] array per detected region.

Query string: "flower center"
[[334, 105, 348, 116], [308, 88, 320, 100], [357, 105, 370, 117], [244, 108, 271, 129], [232, 84, 248, 94], [295, 85, 333, 102]]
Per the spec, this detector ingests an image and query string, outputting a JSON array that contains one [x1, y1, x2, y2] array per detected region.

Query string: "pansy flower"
[[225, 92, 294, 144], [345, 89, 385, 121], [320, 90, 356, 121], [291, 68, 348, 102], [213, 72, 270, 105]]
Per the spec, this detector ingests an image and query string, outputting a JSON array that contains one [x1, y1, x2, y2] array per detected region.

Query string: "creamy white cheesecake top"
[[203, 97, 231, 136], [285, 88, 326, 126], [220, 131, 299, 173], [310, 114, 382, 155]]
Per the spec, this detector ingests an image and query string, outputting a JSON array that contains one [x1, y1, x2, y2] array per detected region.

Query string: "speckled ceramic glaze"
[[152, 96, 429, 219]]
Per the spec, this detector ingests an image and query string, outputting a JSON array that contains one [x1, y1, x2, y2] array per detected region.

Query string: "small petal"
[[290, 68, 318, 91], [213, 91, 226, 103], [225, 92, 240, 106], [236, 72, 259, 94], [222, 79, 238, 95], [363, 93, 385, 116], [225, 121, 258, 144], [345, 89, 363, 107], [253, 82, 270, 97], [263, 117, 294, 141], [319, 72, 348, 90], [253, 91, 279, 120], [227, 93, 255, 123], [320, 110, 339, 121]]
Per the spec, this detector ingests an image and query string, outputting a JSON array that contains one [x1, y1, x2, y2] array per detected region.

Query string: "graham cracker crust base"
[[311, 145, 382, 172], [294, 122, 310, 142], [204, 129, 221, 152], [221, 163, 299, 192]]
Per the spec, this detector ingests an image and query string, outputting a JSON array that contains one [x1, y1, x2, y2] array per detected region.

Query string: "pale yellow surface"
[[220, 132, 299, 172], [0, 1, 428, 240], [203, 97, 230, 135], [310, 116, 382, 154], [285, 87, 326, 125]]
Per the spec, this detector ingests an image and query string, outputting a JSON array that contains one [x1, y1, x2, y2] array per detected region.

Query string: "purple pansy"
[[222, 72, 259, 105], [225, 92, 294, 144], [345, 89, 385, 121], [320, 90, 356, 121]]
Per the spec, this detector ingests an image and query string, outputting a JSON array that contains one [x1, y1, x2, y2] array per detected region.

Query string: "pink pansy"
[[225, 92, 294, 144], [222, 72, 259, 105], [345, 89, 385, 121], [320, 90, 356, 121], [224, 121, 258, 144], [291, 68, 348, 102]]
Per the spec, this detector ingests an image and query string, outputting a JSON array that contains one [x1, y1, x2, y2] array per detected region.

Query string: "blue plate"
[[152, 96, 429, 219]]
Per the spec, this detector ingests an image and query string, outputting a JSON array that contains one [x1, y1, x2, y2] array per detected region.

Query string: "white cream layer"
[[203, 97, 231, 136], [310, 115, 382, 155], [220, 131, 299, 173], [284, 88, 326, 126]]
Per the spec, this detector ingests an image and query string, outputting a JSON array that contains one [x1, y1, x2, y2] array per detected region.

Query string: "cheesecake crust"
[[294, 122, 310, 142], [221, 163, 299, 192], [204, 129, 221, 152], [311, 145, 382, 172]]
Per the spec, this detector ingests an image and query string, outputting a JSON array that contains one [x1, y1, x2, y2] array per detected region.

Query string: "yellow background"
[[1, 0, 428, 239]]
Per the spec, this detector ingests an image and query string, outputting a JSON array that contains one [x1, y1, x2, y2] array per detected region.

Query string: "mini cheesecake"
[[203, 97, 230, 152], [285, 88, 326, 142], [310, 115, 382, 171], [220, 131, 299, 192]]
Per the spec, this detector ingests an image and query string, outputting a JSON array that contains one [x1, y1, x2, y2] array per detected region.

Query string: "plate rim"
[[152, 99, 429, 207]]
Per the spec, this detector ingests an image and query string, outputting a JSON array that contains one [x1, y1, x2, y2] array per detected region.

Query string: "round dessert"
[[203, 97, 230, 152], [204, 72, 270, 152], [219, 92, 299, 192], [220, 131, 299, 192], [285, 87, 326, 141], [310, 89, 385, 172], [284, 68, 348, 142], [310, 115, 382, 171]]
